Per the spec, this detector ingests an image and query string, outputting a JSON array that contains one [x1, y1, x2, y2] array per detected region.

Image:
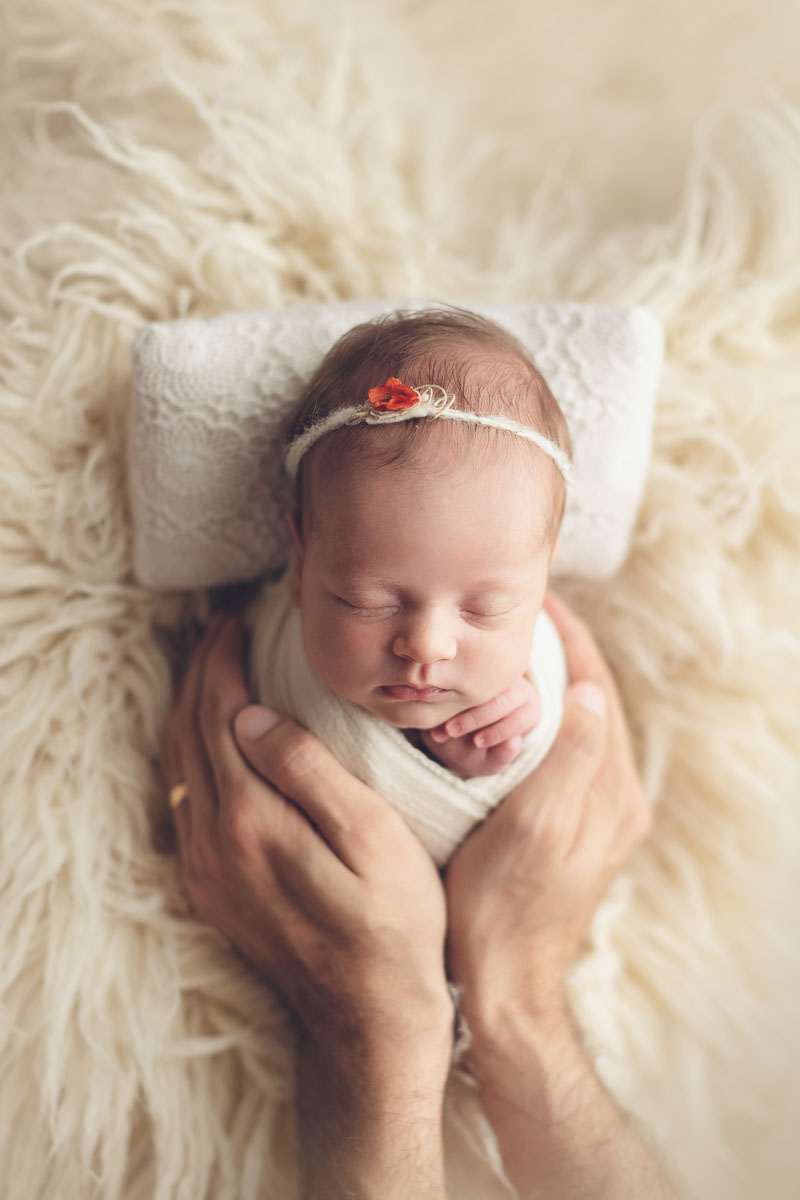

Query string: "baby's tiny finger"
[[446, 696, 509, 739], [427, 724, 450, 743], [487, 735, 523, 768], [472, 701, 539, 749]]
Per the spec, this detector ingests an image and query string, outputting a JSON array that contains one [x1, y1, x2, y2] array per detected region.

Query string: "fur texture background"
[[1, 1, 799, 1197]]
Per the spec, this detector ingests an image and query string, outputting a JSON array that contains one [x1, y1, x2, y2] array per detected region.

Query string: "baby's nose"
[[392, 612, 457, 665]]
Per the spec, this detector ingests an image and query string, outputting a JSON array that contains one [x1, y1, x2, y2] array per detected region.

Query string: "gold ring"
[[168, 781, 189, 810]]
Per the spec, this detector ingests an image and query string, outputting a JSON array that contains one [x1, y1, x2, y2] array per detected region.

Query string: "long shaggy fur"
[[1, 2, 799, 1198]]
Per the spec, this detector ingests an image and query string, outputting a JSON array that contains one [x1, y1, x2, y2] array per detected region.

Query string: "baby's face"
[[290, 457, 556, 730]]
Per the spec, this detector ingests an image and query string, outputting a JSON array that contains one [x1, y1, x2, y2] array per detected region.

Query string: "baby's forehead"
[[309, 442, 556, 558]]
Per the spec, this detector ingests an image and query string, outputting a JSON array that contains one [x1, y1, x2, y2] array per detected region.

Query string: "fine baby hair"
[[283, 306, 574, 544]]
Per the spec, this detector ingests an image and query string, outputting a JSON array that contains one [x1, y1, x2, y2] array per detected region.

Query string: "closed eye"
[[461, 606, 518, 623], [336, 596, 398, 617]]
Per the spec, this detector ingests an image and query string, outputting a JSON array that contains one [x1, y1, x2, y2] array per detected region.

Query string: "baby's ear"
[[286, 511, 304, 606]]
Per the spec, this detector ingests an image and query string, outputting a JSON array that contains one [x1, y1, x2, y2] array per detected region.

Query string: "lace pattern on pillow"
[[128, 301, 663, 589]]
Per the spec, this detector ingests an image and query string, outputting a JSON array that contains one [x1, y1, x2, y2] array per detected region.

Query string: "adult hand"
[[444, 591, 671, 1200], [165, 615, 453, 1198], [164, 615, 453, 1051], [446, 589, 652, 1026]]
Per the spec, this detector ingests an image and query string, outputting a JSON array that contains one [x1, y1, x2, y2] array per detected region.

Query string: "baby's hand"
[[420, 676, 541, 778]]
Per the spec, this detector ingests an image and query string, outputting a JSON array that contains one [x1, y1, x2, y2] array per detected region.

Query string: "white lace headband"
[[285, 377, 573, 483]]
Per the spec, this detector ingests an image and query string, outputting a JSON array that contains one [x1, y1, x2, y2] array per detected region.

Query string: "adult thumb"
[[557, 681, 607, 763], [234, 704, 282, 750], [570, 681, 606, 719]]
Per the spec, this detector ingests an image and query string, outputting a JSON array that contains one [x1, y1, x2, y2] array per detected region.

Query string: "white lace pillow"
[[128, 300, 663, 589]]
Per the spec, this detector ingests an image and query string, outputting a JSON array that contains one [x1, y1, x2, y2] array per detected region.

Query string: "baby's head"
[[283, 307, 572, 729]]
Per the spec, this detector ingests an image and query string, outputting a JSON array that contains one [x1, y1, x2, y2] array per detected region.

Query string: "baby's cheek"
[[302, 617, 378, 694], [468, 631, 534, 702]]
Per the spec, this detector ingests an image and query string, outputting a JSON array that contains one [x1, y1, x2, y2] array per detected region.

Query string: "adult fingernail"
[[572, 682, 606, 717], [235, 705, 281, 742]]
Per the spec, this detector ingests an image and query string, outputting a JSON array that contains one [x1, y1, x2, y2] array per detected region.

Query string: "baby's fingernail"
[[235, 705, 281, 742], [429, 728, 448, 743], [474, 733, 487, 748], [573, 682, 606, 717]]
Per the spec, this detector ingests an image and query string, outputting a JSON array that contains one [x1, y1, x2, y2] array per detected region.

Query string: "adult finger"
[[503, 683, 607, 847], [544, 590, 630, 753], [171, 616, 229, 846], [163, 722, 191, 856], [234, 706, 400, 875], [196, 617, 254, 809], [164, 616, 224, 848], [544, 590, 611, 689]]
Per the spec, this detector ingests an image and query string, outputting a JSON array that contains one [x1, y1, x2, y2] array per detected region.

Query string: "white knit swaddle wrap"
[[249, 575, 568, 865]]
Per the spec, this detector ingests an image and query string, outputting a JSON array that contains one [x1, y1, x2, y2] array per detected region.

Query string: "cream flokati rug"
[[2, 1, 800, 1198]]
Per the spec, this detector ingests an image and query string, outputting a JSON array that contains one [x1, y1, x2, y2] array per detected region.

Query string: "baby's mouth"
[[380, 684, 450, 701]]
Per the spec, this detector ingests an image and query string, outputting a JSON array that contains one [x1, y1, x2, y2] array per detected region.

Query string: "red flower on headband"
[[367, 377, 420, 412]]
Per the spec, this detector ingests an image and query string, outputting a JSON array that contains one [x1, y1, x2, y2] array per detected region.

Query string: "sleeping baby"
[[248, 306, 573, 865]]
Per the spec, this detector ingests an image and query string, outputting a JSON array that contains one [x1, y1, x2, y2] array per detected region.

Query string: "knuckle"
[[273, 730, 328, 783], [453, 711, 478, 735], [217, 770, 268, 848], [222, 797, 265, 859]]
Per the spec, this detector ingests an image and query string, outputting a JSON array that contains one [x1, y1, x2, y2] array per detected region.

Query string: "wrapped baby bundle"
[[249, 573, 568, 865]]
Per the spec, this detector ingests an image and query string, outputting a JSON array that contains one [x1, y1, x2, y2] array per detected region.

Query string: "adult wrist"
[[296, 984, 455, 1093], [451, 954, 569, 1044], [294, 1012, 451, 1200], [457, 985, 580, 1099]]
